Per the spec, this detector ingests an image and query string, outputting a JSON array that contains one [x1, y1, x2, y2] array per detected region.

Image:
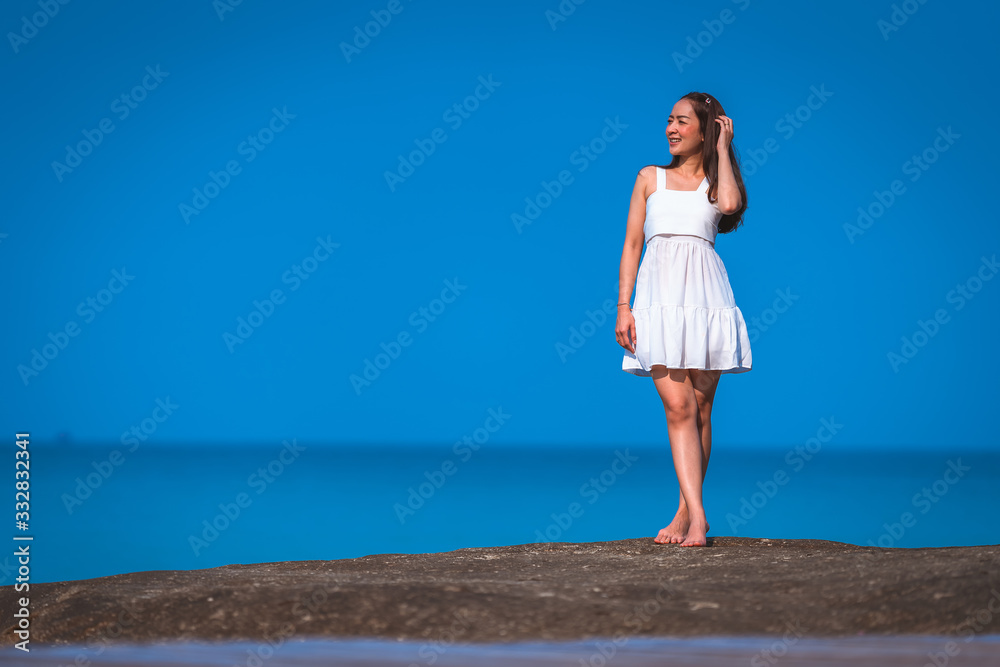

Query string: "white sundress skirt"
[[622, 233, 752, 376]]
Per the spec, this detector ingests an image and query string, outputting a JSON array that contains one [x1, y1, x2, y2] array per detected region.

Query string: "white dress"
[[621, 166, 752, 376]]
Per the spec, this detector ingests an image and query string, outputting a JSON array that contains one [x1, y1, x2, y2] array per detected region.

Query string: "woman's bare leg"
[[660, 367, 721, 541], [651, 367, 722, 546]]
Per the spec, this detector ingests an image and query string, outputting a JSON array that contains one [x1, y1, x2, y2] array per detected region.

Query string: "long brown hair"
[[664, 92, 748, 234]]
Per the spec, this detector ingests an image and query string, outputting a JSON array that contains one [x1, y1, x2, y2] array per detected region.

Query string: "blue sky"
[[2, 0, 998, 450]]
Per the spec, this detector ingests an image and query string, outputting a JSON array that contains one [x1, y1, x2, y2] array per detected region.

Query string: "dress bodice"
[[643, 166, 722, 245]]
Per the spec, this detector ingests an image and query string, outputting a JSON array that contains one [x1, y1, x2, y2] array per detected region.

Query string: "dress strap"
[[698, 176, 709, 193], [656, 166, 665, 191]]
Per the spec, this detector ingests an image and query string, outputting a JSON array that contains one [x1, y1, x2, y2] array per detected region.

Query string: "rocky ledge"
[[2, 537, 999, 646]]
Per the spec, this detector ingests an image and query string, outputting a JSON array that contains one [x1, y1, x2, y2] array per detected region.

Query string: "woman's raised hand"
[[715, 114, 734, 154]]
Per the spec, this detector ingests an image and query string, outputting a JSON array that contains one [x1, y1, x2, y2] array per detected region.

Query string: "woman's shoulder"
[[636, 164, 662, 187], [635, 165, 660, 198]]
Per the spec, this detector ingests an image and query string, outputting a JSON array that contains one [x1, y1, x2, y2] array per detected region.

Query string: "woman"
[[615, 92, 752, 547]]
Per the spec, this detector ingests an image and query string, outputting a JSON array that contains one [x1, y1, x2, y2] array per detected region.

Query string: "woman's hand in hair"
[[715, 114, 734, 154]]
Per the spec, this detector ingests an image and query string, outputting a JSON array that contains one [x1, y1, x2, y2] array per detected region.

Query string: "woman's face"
[[665, 100, 703, 156]]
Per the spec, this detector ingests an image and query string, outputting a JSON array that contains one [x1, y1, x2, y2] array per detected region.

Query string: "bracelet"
[[617, 302, 630, 307]]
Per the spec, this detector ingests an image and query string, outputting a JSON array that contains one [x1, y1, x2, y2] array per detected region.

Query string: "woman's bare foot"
[[654, 509, 710, 544], [654, 512, 689, 544], [680, 518, 708, 547]]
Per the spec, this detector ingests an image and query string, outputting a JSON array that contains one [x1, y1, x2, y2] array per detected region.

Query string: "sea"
[[17, 443, 1000, 584], [5, 443, 999, 666]]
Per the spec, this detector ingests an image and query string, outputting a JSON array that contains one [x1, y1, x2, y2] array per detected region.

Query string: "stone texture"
[[2, 536, 999, 646]]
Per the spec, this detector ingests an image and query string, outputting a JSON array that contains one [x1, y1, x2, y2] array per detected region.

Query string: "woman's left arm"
[[714, 115, 742, 215]]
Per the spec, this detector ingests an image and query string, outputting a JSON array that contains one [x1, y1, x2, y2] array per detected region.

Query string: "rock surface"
[[3, 537, 999, 646]]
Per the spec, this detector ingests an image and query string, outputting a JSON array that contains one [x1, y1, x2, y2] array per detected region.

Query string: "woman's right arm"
[[615, 166, 651, 353]]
